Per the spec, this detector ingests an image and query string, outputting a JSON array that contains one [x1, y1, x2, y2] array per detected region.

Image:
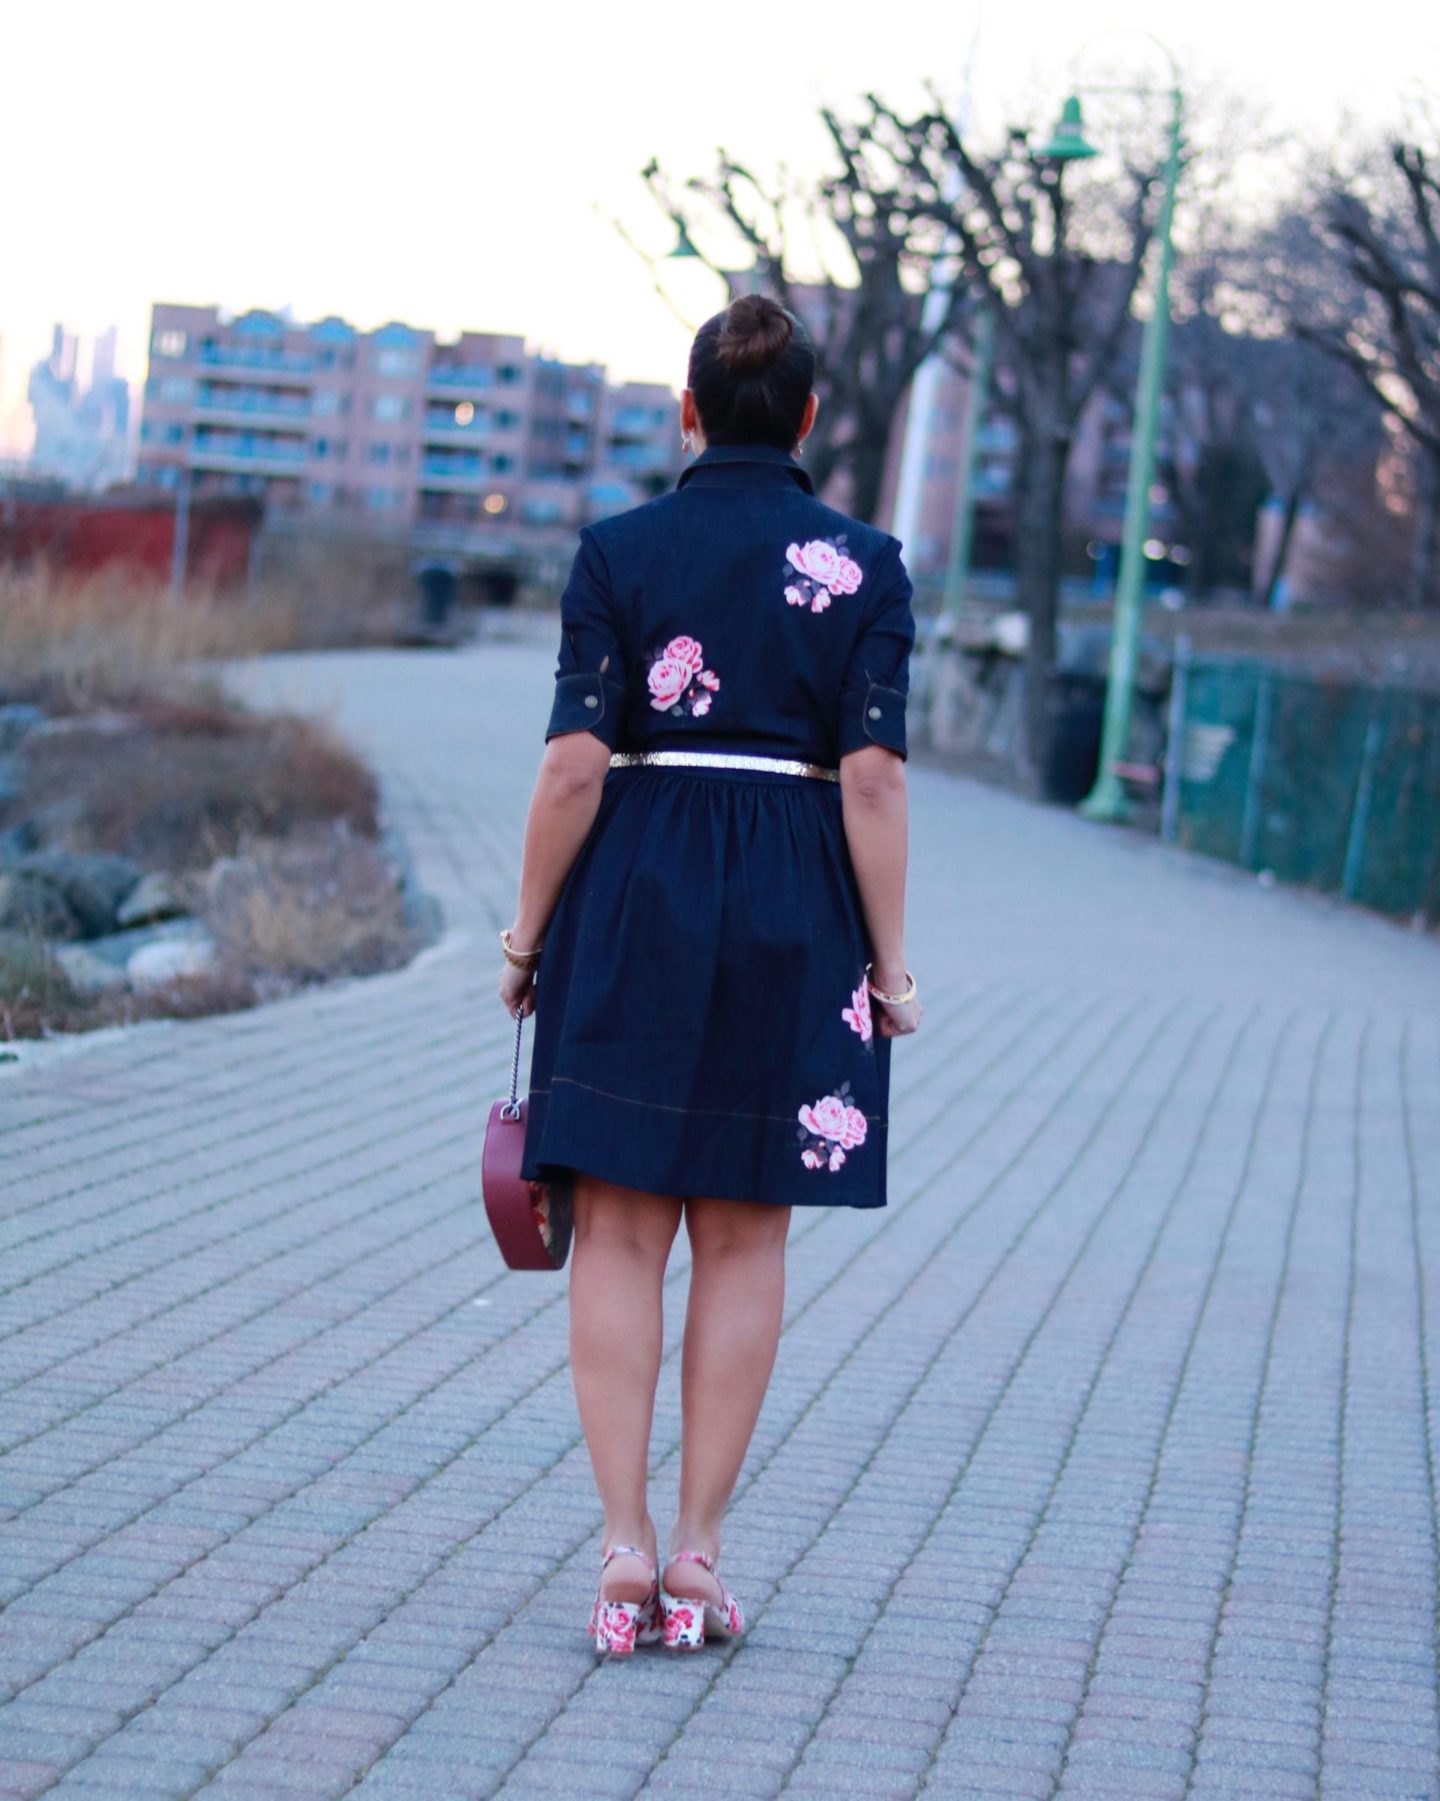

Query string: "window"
[[491, 453, 513, 473], [153, 328, 188, 358], [159, 377, 193, 404], [309, 481, 332, 504], [495, 409, 519, 430], [365, 442, 392, 464], [314, 388, 349, 415], [498, 364, 521, 384], [372, 393, 410, 422], [376, 348, 418, 376]]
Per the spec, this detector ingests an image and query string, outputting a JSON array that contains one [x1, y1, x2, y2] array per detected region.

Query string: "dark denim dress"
[[519, 440, 915, 1208]]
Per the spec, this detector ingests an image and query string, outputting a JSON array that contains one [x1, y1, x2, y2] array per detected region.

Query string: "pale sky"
[[2, 0, 1433, 454]]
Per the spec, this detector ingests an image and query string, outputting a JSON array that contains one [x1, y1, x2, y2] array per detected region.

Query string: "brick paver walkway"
[[2, 635, 1438, 1800]]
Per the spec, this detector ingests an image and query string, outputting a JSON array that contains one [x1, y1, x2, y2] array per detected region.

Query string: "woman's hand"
[[870, 963, 922, 1038], [499, 958, 536, 1019], [874, 994, 922, 1037]]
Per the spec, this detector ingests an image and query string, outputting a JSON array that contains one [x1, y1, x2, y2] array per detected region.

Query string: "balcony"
[[191, 431, 308, 476], [422, 409, 490, 443], [420, 451, 487, 488], [428, 364, 497, 394], [197, 344, 316, 377], [195, 386, 311, 425]]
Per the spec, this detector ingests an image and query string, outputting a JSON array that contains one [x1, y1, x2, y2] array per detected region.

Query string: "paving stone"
[[2, 641, 1436, 1798]]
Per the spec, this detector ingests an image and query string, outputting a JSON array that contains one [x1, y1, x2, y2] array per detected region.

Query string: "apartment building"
[[135, 303, 679, 544]]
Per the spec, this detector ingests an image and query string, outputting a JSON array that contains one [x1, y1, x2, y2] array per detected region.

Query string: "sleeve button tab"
[[868, 705, 883, 720], [584, 695, 599, 709]]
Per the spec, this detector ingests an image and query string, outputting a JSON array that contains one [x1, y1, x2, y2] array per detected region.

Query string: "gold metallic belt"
[[608, 749, 839, 783]]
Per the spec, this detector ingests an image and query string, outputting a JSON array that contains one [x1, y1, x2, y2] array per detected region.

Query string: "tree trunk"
[[1261, 485, 1304, 610], [1406, 450, 1440, 611], [1013, 427, 1071, 786], [846, 437, 890, 527]]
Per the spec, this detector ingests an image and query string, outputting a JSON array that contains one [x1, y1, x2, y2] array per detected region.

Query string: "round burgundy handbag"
[[482, 1009, 573, 1271]]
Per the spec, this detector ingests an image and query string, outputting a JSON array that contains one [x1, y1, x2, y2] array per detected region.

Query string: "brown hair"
[[687, 294, 816, 450]]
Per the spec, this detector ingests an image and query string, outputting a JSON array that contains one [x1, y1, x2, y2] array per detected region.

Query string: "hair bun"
[[715, 295, 794, 376]]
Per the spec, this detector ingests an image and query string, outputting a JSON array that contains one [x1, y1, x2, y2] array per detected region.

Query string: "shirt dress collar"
[[676, 441, 815, 496]]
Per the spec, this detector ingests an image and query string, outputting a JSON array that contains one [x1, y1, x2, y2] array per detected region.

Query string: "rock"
[[115, 871, 189, 928], [0, 871, 81, 940], [0, 703, 46, 753], [0, 822, 39, 866], [128, 930, 217, 987], [13, 850, 144, 938], [53, 940, 131, 997]]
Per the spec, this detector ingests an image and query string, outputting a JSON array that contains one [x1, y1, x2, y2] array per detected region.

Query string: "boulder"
[[0, 871, 80, 940], [128, 929, 217, 987], [0, 703, 46, 753], [115, 871, 189, 928], [0, 821, 39, 866], [13, 850, 143, 938], [53, 940, 131, 997]]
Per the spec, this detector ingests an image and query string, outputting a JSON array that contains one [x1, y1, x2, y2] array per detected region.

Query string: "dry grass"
[[13, 705, 379, 872], [201, 825, 417, 984], [0, 561, 428, 1040], [0, 554, 416, 719]]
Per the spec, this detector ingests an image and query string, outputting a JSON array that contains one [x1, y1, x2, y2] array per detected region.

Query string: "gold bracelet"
[[500, 928, 542, 968], [866, 964, 917, 1006]]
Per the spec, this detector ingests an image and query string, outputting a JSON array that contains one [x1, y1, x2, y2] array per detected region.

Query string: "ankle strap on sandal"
[[665, 1549, 717, 1573], [602, 1542, 656, 1575]]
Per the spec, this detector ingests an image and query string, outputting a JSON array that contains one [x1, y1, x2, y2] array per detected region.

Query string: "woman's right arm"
[[840, 744, 922, 1038]]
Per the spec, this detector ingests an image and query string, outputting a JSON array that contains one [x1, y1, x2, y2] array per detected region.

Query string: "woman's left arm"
[[500, 731, 612, 1016]]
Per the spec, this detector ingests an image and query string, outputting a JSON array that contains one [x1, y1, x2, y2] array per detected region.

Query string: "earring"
[[681, 431, 693, 454], [794, 440, 805, 459]]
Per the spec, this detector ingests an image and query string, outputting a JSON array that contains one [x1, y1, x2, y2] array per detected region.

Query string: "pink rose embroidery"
[[842, 979, 873, 1044], [646, 635, 720, 717], [647, 656, 693, 711], [782, 535, 863, 614], [797, 1083, 867, 1170]]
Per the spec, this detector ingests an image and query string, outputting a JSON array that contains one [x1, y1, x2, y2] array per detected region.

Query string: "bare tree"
[[877, 95, 1171, 777], [1296, 129, 1440, 608], [644, 99, 973, 525]]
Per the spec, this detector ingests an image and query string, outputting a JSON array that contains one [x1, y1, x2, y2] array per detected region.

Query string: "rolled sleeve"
[[546, 667, 625, 745], [545, 527, 627, 750], [837, 539, 916, 762]]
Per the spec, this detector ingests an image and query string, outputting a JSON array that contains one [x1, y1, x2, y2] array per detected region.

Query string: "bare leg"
[[667, 1197, 790, 1605], [569, 1175, 682, 1601]]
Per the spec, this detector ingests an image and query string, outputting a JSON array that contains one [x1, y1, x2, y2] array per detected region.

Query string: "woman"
[[499, 294, 921, 1655]]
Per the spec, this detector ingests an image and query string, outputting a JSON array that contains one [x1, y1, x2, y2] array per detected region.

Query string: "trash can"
[[415, 560, 459, 630], [1041, 672, 1105, 804]]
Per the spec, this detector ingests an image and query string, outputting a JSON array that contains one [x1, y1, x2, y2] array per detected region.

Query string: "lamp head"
[[1036, 96, 1100, 162]]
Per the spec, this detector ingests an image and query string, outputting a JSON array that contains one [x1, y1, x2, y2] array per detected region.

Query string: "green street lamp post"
[[1078, 76, 1185, 822]]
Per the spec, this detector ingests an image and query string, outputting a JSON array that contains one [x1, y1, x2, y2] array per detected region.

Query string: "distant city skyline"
[[3, 0, 1433, 455]]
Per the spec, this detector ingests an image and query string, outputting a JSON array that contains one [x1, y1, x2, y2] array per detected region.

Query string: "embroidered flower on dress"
[[842, 978, 873, 1045], [783, 537, 864, 614], [797, 1082, 868, 1170], [646, 635, 720, 716]]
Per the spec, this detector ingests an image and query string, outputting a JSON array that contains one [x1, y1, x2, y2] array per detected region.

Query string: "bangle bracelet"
[[866, 964, 917, 1006], [500, 928, 542, 968]]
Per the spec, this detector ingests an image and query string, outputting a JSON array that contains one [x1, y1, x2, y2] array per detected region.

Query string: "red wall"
[[0, 498, 258, 588]]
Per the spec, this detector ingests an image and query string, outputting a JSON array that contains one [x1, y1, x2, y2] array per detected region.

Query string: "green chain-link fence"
[[1168, 655, 1440, 923]]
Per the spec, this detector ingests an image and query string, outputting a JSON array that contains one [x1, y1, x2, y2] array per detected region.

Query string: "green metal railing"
[[1164, 647, 1440, 923]]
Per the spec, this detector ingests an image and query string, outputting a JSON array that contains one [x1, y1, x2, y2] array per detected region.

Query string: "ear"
[[796, 391, 819, 444], [680, 390, 701, 436]]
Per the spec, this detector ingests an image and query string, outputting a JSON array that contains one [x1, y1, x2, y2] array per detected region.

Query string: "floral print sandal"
[[659, 1550, 746, 1651], [588, 1543, 662, 1656]]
